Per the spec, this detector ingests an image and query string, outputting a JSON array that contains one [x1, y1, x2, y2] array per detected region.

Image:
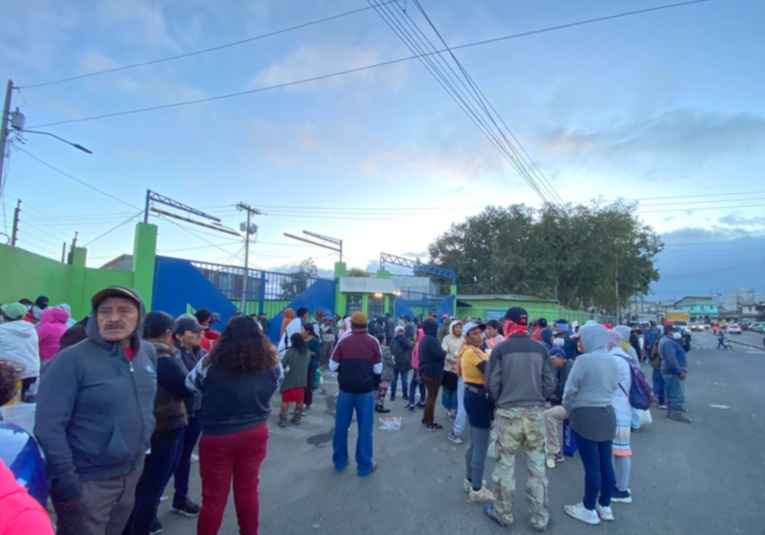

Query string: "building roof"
[[100, 254, 133, 271], [456, 294, 559, 304]]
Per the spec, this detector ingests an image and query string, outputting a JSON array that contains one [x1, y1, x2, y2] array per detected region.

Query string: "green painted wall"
[[0, 223, 157, 320], [0, 244, 133, 321], [457, 297, 594, 325]]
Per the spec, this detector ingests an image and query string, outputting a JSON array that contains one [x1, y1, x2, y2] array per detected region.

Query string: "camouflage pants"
[[490, 407, 549, 529]]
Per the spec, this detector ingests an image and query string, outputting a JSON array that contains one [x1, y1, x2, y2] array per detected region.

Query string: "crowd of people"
[[0, 288, 694, 534]]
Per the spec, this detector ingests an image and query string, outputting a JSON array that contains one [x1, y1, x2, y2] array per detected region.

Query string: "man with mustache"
[[34, 287, 157, 535]]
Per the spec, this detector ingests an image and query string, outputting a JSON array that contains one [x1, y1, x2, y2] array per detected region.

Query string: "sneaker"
[[448, 432, 464, 444], [658, 403, 668, 410], [407, 405, 415, 413], [421, 419, 427, 427], [468, 485, 496, 504], [483, 504, 509, 526], [611, 488, 632, 503], [149, 518, 164, 535], [596, 503, 614, 521], [564, 503, 600, 525], [668, 412, 693, 423], [463, 478, 471, 493], [302, 407, 311, 416], [425, 423, 443, 431], [416, 401, 425, 408], [190, 453, 199, 464], [446, 410, 456, 421], [554, 452, 564, 463], [375, 407, 391, 413], [171, 497, 201, 518]]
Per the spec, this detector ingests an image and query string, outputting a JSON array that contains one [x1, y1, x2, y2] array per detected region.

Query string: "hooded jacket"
[[390, 333, 413, 371], [34, 289, 157, 502], [485, 331, 555, 408], [562, 325, 619, 412], [418, 319, 446, 380], [36, 307, 70, 362], [0, 320, 40, 379]]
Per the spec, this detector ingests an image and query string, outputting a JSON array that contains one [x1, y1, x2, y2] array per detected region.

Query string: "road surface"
[[160, 332, 765, 534]]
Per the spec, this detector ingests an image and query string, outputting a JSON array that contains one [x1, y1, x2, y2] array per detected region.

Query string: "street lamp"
[[10, 108, 93, 154]]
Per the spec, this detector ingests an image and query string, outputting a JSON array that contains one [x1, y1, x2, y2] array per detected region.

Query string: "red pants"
[[198, 423, 269, 535]]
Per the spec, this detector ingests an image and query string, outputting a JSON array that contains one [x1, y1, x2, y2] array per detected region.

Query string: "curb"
[[730, 339, 765, 351]]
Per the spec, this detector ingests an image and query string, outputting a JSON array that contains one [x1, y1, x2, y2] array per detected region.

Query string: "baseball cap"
[[1, 303, 27, 320], [463, 321, 486, 335], [91, 286, 141, 307], [505, 307, 529, 326], [174, 318, 205, 335]]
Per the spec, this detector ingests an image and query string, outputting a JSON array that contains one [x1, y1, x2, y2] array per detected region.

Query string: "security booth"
[[338, 277, 401, 317]]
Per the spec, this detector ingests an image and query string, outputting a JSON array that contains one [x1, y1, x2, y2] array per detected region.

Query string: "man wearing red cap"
[[35, 287, 157, 535], [484, 307, 555, 531]]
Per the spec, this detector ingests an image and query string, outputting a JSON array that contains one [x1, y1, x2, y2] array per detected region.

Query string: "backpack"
[[617, 356, 654, 410]]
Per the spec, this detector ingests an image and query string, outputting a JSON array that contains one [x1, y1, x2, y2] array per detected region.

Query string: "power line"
[[29, 0, 712, 130], [82, 210, 144, 247], [14, 146, 141, 209], [19, 1, 402, 90]]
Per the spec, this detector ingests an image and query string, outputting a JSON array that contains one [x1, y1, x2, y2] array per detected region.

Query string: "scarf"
[[503, 319, 528, 338]]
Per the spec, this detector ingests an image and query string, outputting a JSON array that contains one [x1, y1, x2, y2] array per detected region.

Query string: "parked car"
[[747, 322, 765, 333], [727, 324, 742, 334]]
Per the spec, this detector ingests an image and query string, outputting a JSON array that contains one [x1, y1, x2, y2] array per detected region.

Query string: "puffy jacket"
[[0, 321, 40, 379], [390, 334, 413, 371], [34, 288, 157, 503], [418, 319, 446, 381], [148, 340, 191, 432], [36, 307, 70, 362]]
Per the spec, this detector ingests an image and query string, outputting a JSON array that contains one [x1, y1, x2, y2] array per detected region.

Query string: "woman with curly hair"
[[186, 316, 281, 535]]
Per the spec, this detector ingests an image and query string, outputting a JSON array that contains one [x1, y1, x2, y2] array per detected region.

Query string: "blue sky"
[[1, 0, 764, 299]]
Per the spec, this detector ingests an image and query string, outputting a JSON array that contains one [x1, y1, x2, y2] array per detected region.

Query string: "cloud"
[[97, 0, 179, 50], [250, 44, 407, 93], [537, 108, 765, 174]]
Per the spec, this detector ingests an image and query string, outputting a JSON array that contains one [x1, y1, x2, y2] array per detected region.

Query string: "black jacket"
[[149, 340, 191, 432], [390, 334, 413, 371], [418, 319, 446, 380], [549, 359, 574, 405]]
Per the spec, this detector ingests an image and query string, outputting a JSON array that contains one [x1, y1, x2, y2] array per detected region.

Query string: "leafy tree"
[[427, 202, 662, 313], [280, 257, 318, 299], [346, 267, 371, 277]]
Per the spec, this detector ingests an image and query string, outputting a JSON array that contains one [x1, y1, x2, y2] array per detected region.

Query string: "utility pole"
[[10, 199, 20, 246], [236, 203, 263, 313], [0, 80, 13, 201]]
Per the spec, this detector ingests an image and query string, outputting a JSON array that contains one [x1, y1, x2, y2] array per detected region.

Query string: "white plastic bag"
[[0, 402, 37, 436], [637, 409, 653, 426], [378, 416, 402, 431]]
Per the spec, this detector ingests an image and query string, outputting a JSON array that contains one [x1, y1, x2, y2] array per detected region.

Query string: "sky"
[[1, 0, 763, 301]]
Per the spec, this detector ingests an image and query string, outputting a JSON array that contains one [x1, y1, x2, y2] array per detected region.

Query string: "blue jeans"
[[332, 391, 375, 475], [124, 428, 183, 534], [663, 374, 686, 414], [652, 368, 665, 403], [391, 369, 409, 398], [409, 371, 426, 405], [573, 431, 615, 510]]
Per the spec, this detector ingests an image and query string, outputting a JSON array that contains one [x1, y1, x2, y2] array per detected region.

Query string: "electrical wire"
[[81, 210, 144, 247], [14, 146, 142, 210], [19, 1, 403, 89], [28, 0, 712, 130]]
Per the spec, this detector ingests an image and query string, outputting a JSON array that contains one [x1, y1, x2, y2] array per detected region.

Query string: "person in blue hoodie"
[[34, 287, 156, 535]]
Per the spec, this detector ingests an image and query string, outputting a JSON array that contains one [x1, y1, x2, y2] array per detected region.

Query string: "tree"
[[346, 267, 371, 277], [280, 257, 319, 299], [427, 202, 663, 313]]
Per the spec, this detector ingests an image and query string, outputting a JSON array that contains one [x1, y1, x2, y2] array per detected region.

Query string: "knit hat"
[[549, 347, 566, 359], [351, 311, 368, 326], [505, 307, 528, 326]]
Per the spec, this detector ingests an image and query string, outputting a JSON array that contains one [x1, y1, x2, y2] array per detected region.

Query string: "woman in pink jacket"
[[36, 307, 70, 362]]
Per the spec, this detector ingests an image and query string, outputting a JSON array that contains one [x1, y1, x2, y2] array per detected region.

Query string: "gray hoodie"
[[34, 288, 157, 502], [562, 325, 620, 412]]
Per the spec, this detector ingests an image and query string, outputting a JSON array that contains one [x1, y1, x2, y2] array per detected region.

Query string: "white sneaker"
[[190, 453, 199, 464], [463, 478, 487, 493], [596, 503, 614, 521], [448, 432, 464, 444], [468, 485, 496, 504], [564, 503, 600, 525]]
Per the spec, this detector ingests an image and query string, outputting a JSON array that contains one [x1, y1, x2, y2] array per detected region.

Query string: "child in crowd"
[[375, 334, 396, 413], [279, 333, 310, 427]]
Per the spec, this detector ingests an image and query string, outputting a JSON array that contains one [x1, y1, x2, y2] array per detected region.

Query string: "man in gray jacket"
[[483, 307, 555, 532], [35, 286, 157, 535]]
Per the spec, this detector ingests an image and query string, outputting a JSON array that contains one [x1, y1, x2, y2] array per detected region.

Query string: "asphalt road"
[[160, 333, 765, 535]]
